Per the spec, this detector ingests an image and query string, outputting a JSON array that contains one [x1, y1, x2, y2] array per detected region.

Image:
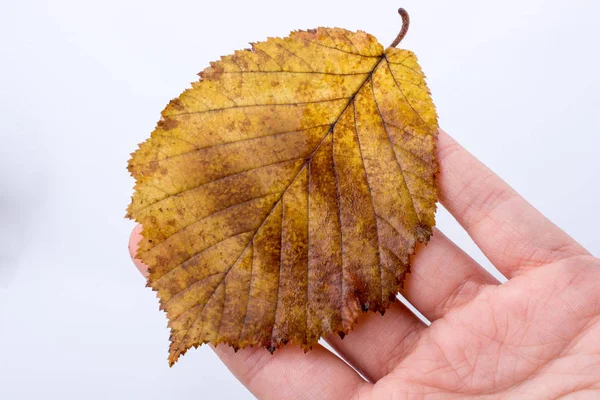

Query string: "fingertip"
[[129, 224, 149, 277], [436, 128, 456, 155]]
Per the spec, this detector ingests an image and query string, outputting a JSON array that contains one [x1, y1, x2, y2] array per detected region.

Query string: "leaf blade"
[[128, 27, 439, 365]]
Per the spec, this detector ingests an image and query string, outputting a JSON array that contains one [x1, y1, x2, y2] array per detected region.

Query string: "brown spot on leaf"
[[157, 117, 178, 131]]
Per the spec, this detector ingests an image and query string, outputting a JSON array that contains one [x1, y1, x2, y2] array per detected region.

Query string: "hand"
[[129, 130, 600, 399]]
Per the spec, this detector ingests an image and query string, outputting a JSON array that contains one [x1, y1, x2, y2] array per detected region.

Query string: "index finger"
[[436, 130, 589, 277]]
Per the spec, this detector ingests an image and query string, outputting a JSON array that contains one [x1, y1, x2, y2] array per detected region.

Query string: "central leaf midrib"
[[234, 54, 387, 255], [171, 54, 389, 351]]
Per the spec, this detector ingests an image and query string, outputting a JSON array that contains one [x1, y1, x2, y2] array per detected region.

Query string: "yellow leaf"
[[127, 13, 438, 365]]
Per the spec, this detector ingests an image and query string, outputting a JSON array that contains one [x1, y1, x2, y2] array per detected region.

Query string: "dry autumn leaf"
[[127, 9, 439, 366]]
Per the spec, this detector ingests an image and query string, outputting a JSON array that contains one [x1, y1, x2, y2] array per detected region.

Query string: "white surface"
[[1, 0, 599, 398]]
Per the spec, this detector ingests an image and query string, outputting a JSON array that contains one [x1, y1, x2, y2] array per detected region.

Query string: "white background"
[[1, 0, 599, 398]]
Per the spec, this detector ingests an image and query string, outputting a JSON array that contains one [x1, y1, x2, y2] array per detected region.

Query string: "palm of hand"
[[130, 130, 600, 399], [377, 254, 600, 399]]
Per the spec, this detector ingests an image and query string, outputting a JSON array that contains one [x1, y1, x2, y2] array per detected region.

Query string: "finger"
[[325, 229, 497, 382], [401, 228, 497, 320], [326, 301, 425, 383], [128, 225, 149, 277], [437, 130, 590, 278], [214, 344, 370, 400]]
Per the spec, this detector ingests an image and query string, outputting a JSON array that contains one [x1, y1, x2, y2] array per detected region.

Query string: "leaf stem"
[[390, 8, 410, 48]]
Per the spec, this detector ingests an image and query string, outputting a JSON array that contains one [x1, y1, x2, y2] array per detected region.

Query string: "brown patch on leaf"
[[157, 117, 178, 131]]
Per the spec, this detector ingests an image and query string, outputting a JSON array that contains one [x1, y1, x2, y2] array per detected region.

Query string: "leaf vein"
[[371, 76, 420, 223], [295, 36, 381, 58], [131, 158, 302, 216], [351, 99, 383, 305], [384, 58, 429, 127], [155, 229, 255, 289], [331, 127, 345, 328], [164, 96, 351, 118], [132, 124, 330, 168], [274, 40, 314, 72]]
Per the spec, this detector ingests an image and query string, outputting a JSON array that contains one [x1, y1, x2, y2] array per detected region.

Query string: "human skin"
[[129, 130, 600, 399]]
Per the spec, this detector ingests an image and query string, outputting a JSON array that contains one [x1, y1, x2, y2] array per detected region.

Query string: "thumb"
[[128, 224, 149, 277]]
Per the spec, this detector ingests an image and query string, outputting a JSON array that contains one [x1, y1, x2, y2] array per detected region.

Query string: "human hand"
[[129, 130, 600, 399]]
